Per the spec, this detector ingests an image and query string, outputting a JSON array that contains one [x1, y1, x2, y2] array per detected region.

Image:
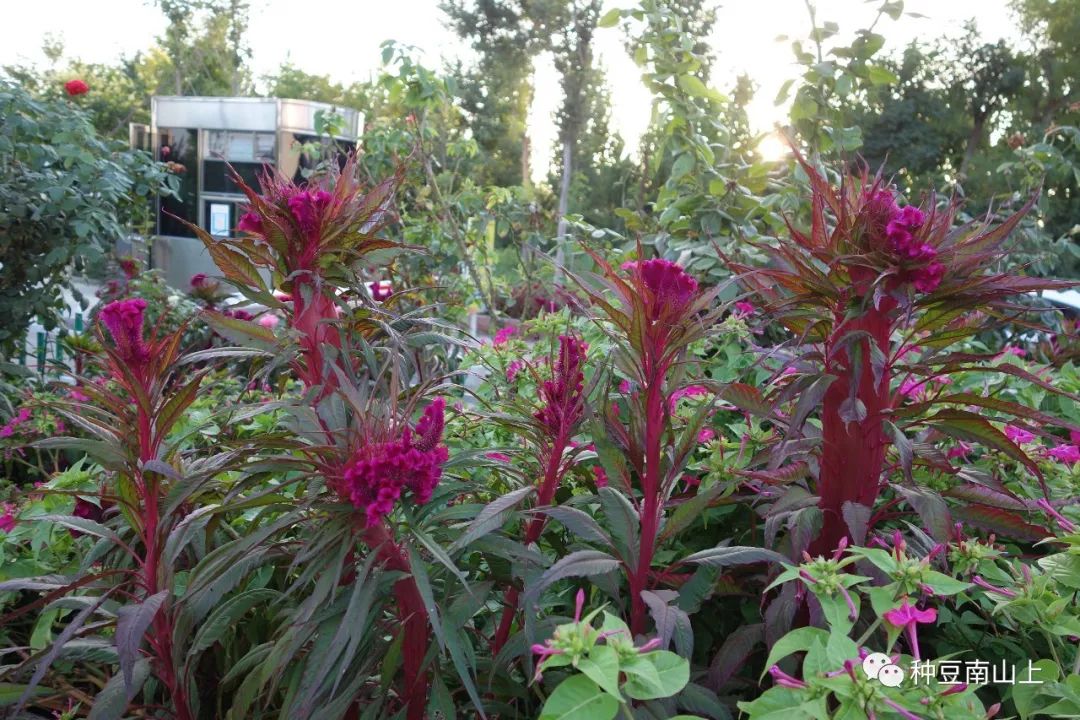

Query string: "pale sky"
[[4, 1, 1020, 180]]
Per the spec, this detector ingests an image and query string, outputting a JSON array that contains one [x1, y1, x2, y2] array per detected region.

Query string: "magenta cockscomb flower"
[[623, 258, 699, 320], [493, 326, 517, 346], [734, 300, 756, 317], [237, 211, 263, 235], [99, 298, 150, 368], [534, 335, 588, 436], [1004, 425, 1036, 444], [883, 600, 937, 660], [342, 398, 449, 523], [912, 261, 945, 293], [287, 189, 333, 237]]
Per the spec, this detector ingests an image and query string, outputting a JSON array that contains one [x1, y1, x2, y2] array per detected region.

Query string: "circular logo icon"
[[862, 652, 892, 680], [878, 663, 905, 687]]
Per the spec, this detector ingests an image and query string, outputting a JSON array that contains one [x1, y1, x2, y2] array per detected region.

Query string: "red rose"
[[64, 79, 89, 96]]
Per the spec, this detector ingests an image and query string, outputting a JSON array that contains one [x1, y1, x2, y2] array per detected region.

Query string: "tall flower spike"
[[534, 335, 588, 436], [99, 298, 150, 369]]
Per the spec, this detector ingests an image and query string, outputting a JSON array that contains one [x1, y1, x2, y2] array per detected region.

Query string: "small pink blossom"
[[258, 313, 280, 329], [899, 377, 926, 398], [999, 346, 1026, 359], [768, 665, 807, 690], [883, 600, 937, 660], [0, 503, 16, 533], [619, 379, 632, 394], [493, 326, 517, 346], [1004, 425, 1036, 444], [734, 300, 756, 316], [1047, 445, 1080, 465], [68, 389, 90, 403], [668, 384, 709, 411], [1035, 499, 1077, 533], [697, 428, 716, 444], [946, 442, 972, 459], [190, 273, 209, 288], [369, 280, 392, 302], [593, 465, 608, 488], [506, 359, 525, 383]]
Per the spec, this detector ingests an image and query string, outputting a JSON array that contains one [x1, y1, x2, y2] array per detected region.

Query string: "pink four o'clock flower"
[[1004, 425, 1036, 444], [1047, 445, 1080, 465], [883, 600, 937, 660], [0, 503, 16, 533]]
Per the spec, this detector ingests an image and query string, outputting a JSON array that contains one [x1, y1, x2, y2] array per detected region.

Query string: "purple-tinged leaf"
[[681, 546, 787, 568], [707, 623, 763, 690], [115, 591, 167, 695], [952, 504, 1050, 542]]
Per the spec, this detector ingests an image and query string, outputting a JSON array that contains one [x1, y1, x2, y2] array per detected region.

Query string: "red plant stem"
[[291, 275, 342, 393], [135, 399, 193, 720], [630, 363, 665, 637], [363, 520, 431, 720], [811, 289, 896, 556], [491, 431, 570, 654]]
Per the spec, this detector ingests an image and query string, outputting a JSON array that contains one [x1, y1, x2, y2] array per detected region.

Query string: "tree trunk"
[[958, 115, 986, 179], [554, 140, 572, 281]]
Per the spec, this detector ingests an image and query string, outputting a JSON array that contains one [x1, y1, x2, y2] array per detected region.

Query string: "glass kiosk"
[[136, 96, 362, 289]]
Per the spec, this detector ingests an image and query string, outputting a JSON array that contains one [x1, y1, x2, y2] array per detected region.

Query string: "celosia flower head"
[[534, 335, 588, 436], [342, 398, 448, 523], [237, 211, 263, 235], [0, 503, 16, 533], [99, 298, 150, 368], [287, 189, 333, 238], [623, 258, 698, 320]]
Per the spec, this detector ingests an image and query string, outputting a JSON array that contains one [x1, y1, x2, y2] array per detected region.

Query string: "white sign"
[[209, 203, 231, 237]]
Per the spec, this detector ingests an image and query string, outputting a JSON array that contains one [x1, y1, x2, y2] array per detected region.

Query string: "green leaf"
[[578, 644, 622, 699], [188, 588, 278, 659], [87, 659, 151, 720], [760, 627, 829, 679], [450, 485, 535, 552], [677, 75, 711, 98], [538, 675, 618, 720], [624, 650, 690, 700], [525, 550, 620, 608], [1012, 659, 1058, 718], [597, 8, 622, 27], [866, 65, 898, 85]]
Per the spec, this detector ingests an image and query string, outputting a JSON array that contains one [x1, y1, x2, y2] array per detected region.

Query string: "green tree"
[[441, 0, 543, 186], [0, 81, 178, 357]]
